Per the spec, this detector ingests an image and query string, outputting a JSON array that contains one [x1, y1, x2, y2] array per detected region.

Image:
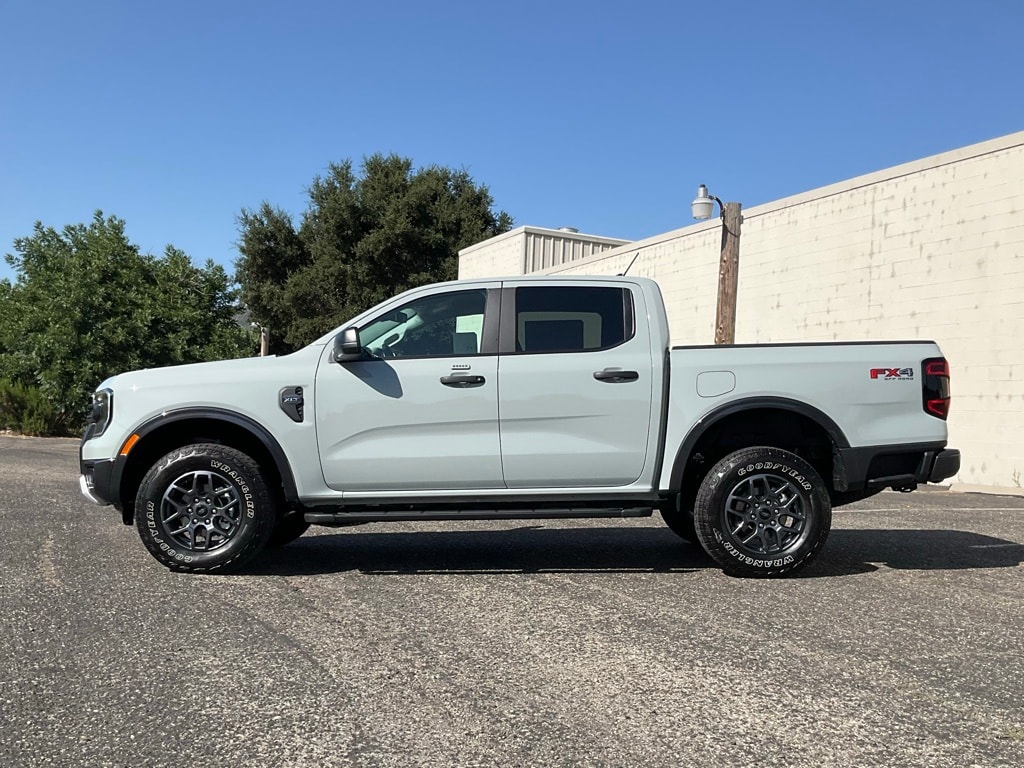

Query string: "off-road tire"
[[694, 446, 831, 578], [135, 443, 276, 573]]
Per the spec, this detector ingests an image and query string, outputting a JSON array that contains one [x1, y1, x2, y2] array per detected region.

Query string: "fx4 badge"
[[869, 367, 914, 381]]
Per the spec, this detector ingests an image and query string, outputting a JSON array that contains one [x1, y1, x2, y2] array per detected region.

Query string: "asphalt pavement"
[[1, 435, 1022, 767]]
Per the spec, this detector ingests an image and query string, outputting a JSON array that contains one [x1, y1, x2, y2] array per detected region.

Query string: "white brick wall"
[[458, 228, 525, 279], [459, 132, 1024, 490]]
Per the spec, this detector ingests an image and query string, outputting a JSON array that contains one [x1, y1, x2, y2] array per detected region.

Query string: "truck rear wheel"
[[693, 446, 831, 578], [134, 443, 276, 573]]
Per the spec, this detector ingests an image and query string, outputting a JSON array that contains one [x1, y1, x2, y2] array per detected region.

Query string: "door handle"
[[593, 369, 639, 383], [440, 374, 486, 387]]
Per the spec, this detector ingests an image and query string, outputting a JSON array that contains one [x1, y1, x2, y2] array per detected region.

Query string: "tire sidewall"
[[135, 444, 274, 572], [694, 447, 831, 577]]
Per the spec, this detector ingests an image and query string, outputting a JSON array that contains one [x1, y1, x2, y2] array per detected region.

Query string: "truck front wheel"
[[693, 446, 831, 578], [134, 443, 276, 573]]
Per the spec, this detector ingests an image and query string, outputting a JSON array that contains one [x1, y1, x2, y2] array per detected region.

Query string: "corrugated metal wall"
[[524, 230, 624, 272]]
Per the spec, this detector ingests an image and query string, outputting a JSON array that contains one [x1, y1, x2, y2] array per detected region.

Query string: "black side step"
[[304, 507, 654, 525]]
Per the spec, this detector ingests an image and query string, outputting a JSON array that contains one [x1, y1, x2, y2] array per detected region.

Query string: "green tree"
[[236, 154, 513, 353], [0, 212, 251, 435]]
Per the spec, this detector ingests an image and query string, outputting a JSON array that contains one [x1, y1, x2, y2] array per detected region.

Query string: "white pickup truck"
[[79, 276, 959, 577]]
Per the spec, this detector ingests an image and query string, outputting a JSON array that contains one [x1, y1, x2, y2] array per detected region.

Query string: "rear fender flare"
[[667, 397, 851, 492]]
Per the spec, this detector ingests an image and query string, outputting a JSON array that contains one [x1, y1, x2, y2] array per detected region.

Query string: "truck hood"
[[98, 355, 277, 392], [96, 346, 324, 397]]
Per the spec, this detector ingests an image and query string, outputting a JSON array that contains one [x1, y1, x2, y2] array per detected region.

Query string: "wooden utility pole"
[[714, 202, 743, 345], [259, 326, 270, 357]]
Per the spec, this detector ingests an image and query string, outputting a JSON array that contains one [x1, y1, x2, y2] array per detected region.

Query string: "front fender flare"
[[112, 407, 300, 518]]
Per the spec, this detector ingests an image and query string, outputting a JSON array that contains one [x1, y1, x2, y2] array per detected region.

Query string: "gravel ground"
[[1, 435, 1022, 767]]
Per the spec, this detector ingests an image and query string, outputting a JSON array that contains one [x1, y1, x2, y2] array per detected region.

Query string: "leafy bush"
[[0, 212, 253, 435], [0, 378, 63, 436]]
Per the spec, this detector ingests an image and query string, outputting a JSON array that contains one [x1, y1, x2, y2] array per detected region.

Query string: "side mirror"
[[333, 327, 363, 362]]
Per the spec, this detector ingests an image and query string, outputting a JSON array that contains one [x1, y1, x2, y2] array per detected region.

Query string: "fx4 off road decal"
[[870, 367, 914, 381]]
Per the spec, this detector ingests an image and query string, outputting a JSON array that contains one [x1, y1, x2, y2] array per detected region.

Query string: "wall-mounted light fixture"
[[691, 184, 724, 221]]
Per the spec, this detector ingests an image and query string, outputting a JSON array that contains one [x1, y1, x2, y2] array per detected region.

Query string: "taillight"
[[922, 357, 950, 419]]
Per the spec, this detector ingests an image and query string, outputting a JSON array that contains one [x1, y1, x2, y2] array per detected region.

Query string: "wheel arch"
[[668, 397, 851, 502], [114, 408, 299, 525]]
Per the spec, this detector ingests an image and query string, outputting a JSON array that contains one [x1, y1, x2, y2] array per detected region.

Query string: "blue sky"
[[2, 0, 1022, 284]]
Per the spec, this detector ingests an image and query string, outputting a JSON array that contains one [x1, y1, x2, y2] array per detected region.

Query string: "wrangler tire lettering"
[[134, 443, 275, 574]]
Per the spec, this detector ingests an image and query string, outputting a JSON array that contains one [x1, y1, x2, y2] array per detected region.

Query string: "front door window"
[[359, 289, 487, 359]]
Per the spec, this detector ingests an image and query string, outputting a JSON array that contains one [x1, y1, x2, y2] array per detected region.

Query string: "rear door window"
[[513, 286, 633, 353]]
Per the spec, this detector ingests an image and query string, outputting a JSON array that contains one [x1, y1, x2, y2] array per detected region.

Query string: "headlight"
[[87, 388, 113, 438]]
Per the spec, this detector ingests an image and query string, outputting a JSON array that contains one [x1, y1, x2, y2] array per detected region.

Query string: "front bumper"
[[79, 452, 118, 507], [79, 473, 107, 505]]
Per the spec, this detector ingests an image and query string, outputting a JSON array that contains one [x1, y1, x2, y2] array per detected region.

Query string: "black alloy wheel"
[[135, 443, 276, 573], [693, 446, 831, 577]]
